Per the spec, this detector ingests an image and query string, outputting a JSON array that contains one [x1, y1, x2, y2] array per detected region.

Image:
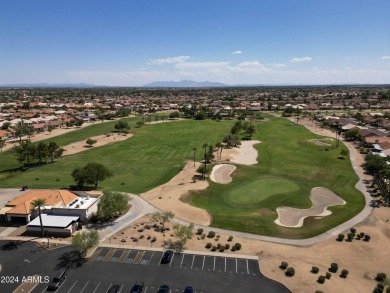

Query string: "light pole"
[[46, 230, 49, 248]]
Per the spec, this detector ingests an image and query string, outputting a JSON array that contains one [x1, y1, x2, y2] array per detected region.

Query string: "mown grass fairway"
[[0, 116, 365, 238], [0, 119, 234, 193], [190, 116, 365, 238]]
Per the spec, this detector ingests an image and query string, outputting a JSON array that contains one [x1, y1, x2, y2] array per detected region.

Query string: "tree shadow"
[[55, 250, 86, 269], [1, 241, 21, 251], [85, 221, 115, 230]]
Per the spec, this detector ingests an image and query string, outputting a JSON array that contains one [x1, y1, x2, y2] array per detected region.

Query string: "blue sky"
[[1, 0, 389, 85]]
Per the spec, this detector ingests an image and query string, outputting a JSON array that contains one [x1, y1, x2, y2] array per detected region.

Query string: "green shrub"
[[347, 232, 354, 241], [340, 269, 349, 278], [280, 261, 288, 270], [386, 287, 390, 293], [196, 228, 204, 235], [231, 246, 236, 252], [315, 291, 324, 293], [325, 272, 332, 279], [311, 266, 319, 274], [364, 234, 371, 242], [207, 231, 216, 238], [205, 243, 212, 249], [234, 243, 241, 250], [217, 243, 221, 249], [337, 234, 345, 242], [211, 246, 217, 252], [329, 263, 338, 273], [376, 273, 387, 282], [373, 287, 383, 293], [286, 267, 295, 277], [227, 236, 233, 242], [317, 275, 326, 284], [350, 227, 356, 234], [219, 247, 225, 252]]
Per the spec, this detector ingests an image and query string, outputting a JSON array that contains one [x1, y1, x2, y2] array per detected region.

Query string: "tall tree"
[[95, 191, 130, 222], [202, 143, 208, 180], [35, 141, 48, 163], [14, 140, 36, 167], [47, 141, 64, 163], [72, 231, 99, 257], [114, 120, 130, 133], [192, 147, 197, 167], [30, 198, 47, 238], [71, 163, 113, 189], [151, 211, 175, 229], [14, 123, 34, 142], [173, 223, 194, 249], [0, 138, 5, 152], [245, 125, 256, 140]]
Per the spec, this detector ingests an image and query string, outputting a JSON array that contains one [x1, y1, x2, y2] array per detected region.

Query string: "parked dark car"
[[106, 284, 121, 293], [183, 286, 193, 293], [47, 270, 67, 291], [130, 282, 144, 293], [160, 250, 173, 264], [157, 285, 170, 293]]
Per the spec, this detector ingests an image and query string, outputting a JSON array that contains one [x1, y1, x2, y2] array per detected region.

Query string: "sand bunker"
[[275, 187, 346, 228], [229, 140, 260, 165], [210, 164, 236, 184], [308, 138, 334, 146], [62, 133, 132, 156]]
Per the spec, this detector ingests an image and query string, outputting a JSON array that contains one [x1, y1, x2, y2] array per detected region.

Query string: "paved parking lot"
[[86, 247, 260, 276], [0, 241, 289, 293]]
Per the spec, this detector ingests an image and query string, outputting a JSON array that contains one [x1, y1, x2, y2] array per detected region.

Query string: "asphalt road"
[[0, 241, 290, 293]]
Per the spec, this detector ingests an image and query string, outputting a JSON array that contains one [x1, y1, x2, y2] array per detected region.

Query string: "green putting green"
[[226, 177, 300, 205]]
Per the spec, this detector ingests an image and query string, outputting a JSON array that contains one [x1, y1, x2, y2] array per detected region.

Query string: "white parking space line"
[[180, 254, 185, 268], [104, 283, 112, 293], [92, 282, 101, 293], [201, 256, 205, 270], [67, 280, 78, 293], [148, 252, 155, 264], [224, 257, 227, 273], [41, 286, 49, 293], [80, 281, 89, 293], [191, 255, 195, 269], [119, 284, 124, 293], [246, 259, 249, 274], [144, 287, 148, 292], [235, 259, 238, 274], [55, 279, 67, 293], [158, 253, 164, 265], [169, 253, 175, 267], [213, 257, 216, 271]]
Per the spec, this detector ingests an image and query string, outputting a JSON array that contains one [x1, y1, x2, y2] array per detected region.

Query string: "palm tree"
[[192, 147, 197, 167], [202, 143, 208, 180], [215, 142, 222, 161], [30, 198, 47, 238]]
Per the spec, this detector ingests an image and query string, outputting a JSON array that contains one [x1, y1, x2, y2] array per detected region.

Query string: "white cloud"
[[232, 50, 242, 55], [175, 61, 230, 71], [381, 56, 390, 60], [228, 61, 268, 72], [290, 57, 312, 63], [149, 55, 190, 65], [270, 63, 286, 68]]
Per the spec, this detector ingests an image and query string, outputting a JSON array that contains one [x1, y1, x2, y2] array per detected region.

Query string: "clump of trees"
[[151, 211, 175, 229], [71, 230, 99, 257], [114, 120, 130, 133], [92, 191, 130, 222], [14, 141, 64, 167], [86, 138, 97, 147], [71, 163, 113, 189]]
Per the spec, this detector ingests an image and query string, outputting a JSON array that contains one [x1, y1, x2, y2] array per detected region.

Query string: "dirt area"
[[275, 187, 346, 228], [308, 137, 334, 146], [140, 161, 211, 226], [62, 133, 131, 156], [104, 207, 390, 293], [210, 164, 236, 184]]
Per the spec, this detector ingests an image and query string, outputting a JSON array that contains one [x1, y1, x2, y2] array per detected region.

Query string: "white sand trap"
[[210, 164, 236, 184], [308, 138, 334, 146], [275, 187, 346, 228], [230, 140, 260, 165]]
